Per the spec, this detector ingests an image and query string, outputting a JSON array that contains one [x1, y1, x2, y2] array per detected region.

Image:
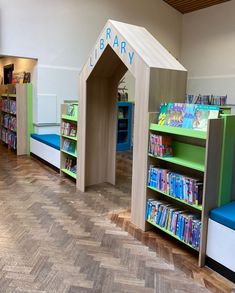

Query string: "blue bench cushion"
[[210, 201, 235, 230], [31, 134, 60, 151]]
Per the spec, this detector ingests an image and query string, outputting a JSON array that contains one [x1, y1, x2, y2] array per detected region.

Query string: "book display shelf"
[[60, 103, 78, 180], [0, 83, 33, 155], [146, 112, 233, 267], [117, 102, 133, 151]]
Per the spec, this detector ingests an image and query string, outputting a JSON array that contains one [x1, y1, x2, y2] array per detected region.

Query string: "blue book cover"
[[182, 104, 196, 129]]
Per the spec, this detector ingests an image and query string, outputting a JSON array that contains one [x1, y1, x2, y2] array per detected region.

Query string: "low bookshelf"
[[60, 103, 78, 181], [0, 83, 33, 155], [146, 112, 226, 267]]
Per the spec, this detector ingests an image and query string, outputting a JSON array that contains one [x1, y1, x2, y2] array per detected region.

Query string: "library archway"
[[77, 20, 187, 231]]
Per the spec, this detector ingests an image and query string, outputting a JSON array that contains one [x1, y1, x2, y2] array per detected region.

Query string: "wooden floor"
[[0, 145, 233, 293]]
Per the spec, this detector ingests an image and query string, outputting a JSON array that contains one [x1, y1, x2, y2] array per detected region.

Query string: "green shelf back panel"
[[61, 168, 77, 179], [27, 83, 34, 155], [149, 141, 205, 172], [147, 186, 202, 211], [150, 123, 207, 140], [146, 220, 198, 251], [219, 115, 235, 205]]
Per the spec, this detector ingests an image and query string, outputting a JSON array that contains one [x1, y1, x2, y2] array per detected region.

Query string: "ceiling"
[[163, 0, 231, 14]]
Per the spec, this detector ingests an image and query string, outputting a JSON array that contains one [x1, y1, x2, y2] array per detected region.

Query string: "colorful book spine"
[[148, 166, 203, 206], [149, 134, 173, 157], [146, 199, 201, 250]]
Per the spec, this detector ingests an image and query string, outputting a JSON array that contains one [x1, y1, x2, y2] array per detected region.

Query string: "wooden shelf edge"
[[150, 123, 207, 140], [147, 186, 202, 211], [148, 153, 205, 172]]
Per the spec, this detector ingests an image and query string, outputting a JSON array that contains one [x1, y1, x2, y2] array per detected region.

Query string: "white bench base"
[[30, 137, 60, 169], [207, 218, 235, 272]]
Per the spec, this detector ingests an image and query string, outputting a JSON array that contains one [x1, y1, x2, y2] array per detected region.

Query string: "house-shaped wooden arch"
[[77, 20, 187, 231]]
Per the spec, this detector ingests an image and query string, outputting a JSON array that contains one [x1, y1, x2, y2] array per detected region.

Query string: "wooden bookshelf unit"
[[146, 113, 235, 267], [0, 84, 33, 155], [60, 103, 78, 181]]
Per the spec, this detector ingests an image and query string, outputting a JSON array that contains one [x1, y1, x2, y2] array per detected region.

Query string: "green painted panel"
[[27, 83, 33, 155], [148, 141, 205, 172], [150, 123, 207, 140], [219, 115, 235, 205]]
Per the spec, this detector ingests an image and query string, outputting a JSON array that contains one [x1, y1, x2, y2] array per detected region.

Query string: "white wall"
[[181, 1, 235, 104], [0, 0, 182, 132]]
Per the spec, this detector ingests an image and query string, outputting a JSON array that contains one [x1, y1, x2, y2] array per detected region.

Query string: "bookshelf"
[[0, 83, 33, 155], [117, 102, 133, 151], [60, 103, 78, 181], [146, 113, 226, 267]]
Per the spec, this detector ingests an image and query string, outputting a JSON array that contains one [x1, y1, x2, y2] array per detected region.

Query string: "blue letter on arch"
[[113, 35, 119, 48]]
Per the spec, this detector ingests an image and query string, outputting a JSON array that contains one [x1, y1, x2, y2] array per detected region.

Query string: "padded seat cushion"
[[31, 134, 60, 151], [210, 201, 235, 230]]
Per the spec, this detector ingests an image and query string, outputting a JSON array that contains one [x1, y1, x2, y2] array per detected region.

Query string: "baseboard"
[[206, 256, 235, 283]]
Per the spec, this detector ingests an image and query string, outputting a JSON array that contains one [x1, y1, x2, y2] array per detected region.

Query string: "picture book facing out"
[[158, 103, 220, 131]]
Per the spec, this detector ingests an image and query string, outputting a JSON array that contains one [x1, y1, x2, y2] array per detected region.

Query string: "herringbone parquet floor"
[[0, 145, 233, 293]]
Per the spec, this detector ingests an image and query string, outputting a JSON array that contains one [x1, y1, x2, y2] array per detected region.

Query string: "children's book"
[[166, 103, 185, 127], [158, 103, 169, 125], [193, 105, 219, 131], [182, 104, 196, 129]]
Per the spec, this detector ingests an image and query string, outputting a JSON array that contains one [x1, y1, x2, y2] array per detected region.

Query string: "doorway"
[[3, 64, 14, 84], [85, 45, 136, 194], [116, 71, 135, 195]]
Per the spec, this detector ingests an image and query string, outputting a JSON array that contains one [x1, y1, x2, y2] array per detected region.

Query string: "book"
[[193, 105, 219, 131], [158, 103, 220, 131]]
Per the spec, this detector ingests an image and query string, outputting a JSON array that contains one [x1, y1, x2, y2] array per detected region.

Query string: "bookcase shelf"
[[61, 168, 77, 179], [61, 149, 77, 158], [61, 134, 77, 141], [147, 185, 202, 211], [147, 219, 198, 251], [146, 113, 226, 267], [150, 123, 207, 140], [61, 114, 77, 122], [60, 103, 78, 182], [148, 153, 205, 172], [0, 84, 33, 155]]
